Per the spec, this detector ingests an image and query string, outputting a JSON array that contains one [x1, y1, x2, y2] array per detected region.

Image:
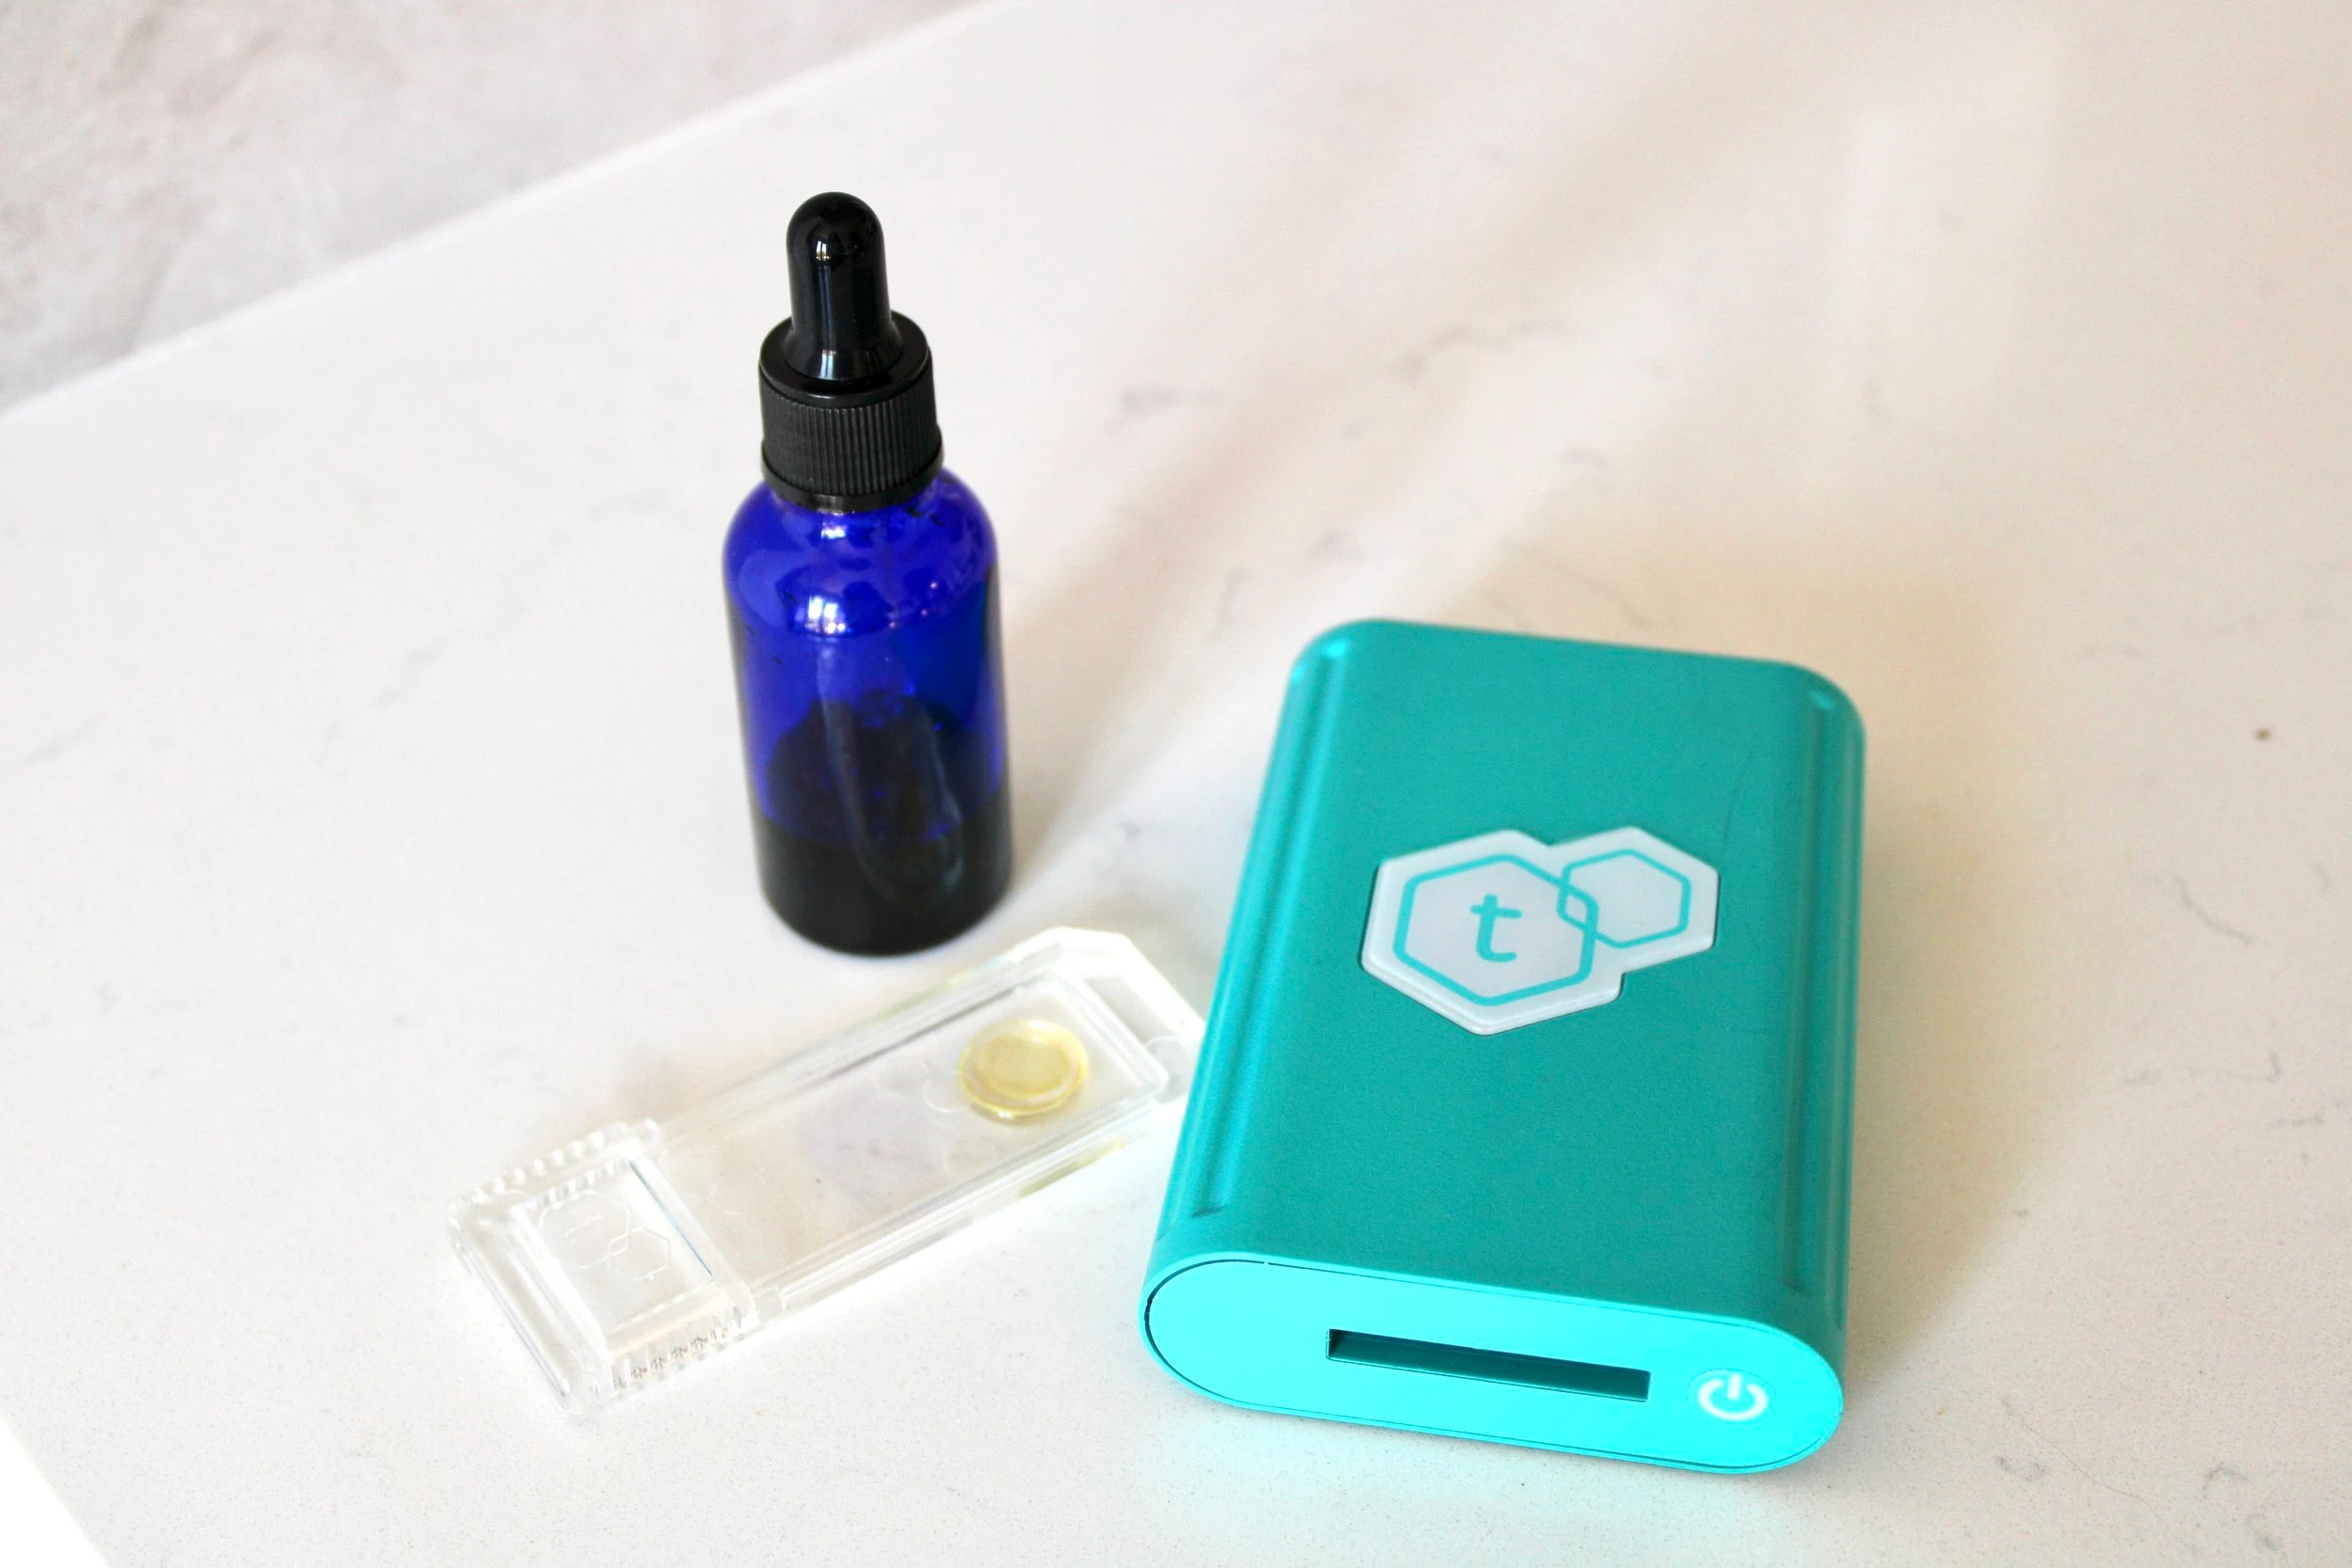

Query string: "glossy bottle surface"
[[723, 470, 1010, 953]]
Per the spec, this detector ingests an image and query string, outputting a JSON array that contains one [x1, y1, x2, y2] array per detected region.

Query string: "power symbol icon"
[[1694, 1371, 1770, 1422]]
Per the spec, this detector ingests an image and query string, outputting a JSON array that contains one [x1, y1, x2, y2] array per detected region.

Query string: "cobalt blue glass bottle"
[[723, 193, 1010, 954]]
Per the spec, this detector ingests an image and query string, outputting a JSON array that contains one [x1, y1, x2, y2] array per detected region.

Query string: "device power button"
[[1693, 1371, 1770, 1422]]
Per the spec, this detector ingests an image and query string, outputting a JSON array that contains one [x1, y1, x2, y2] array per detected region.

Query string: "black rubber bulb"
[[780, 192, 905, 385]]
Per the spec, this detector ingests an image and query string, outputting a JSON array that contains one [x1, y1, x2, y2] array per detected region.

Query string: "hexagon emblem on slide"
[[1361, 826, 1720, 1035]]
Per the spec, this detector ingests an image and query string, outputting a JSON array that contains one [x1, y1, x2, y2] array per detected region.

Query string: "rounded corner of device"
[[1762, 656, 1866, 736], [1807, 671, 1867, 738], [1293, 618, 1391, 672], [1136, 1256, 1192, 1354], [1697, 1404, 1845, 1474], [1139, 1252, 1263, 1398], [1691, 1331, 1844, 1473]]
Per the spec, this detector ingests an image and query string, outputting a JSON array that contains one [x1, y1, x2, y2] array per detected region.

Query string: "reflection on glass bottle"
[[814, 680, 966, 912]]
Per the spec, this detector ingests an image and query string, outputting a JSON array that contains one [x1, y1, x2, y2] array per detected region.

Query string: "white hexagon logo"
[[1361, 826, 1719, 1034]]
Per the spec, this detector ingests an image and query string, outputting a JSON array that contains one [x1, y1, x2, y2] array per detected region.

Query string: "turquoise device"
[[1142, 621, 1865, 1472]]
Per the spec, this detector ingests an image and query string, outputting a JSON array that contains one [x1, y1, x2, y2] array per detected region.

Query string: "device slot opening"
[[1327, 1329, 1650, 1402]]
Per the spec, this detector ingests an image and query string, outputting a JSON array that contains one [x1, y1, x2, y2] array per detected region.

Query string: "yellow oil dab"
[[959, 1018, 1089, 1121]]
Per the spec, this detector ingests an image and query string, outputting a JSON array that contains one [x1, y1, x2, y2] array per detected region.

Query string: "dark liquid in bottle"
[[751, 694, 1011, 955]]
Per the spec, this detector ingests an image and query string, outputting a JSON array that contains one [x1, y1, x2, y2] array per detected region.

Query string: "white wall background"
[[0, 0, 971, 409]]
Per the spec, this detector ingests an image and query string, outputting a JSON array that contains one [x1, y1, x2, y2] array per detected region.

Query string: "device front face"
[[1146, 1259, 1842, 1472]]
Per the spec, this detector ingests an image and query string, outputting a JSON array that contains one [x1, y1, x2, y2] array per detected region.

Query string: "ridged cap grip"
[[758, 317, 943, 511]]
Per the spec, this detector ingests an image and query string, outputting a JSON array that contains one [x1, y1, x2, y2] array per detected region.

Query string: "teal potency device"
[[1142, 621, 1865, 1472]]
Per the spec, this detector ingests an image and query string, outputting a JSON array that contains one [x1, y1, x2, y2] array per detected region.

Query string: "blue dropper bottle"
[[723, 193, 1010, 954]]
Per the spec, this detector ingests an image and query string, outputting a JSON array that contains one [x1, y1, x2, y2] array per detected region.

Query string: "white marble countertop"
[[3, 1, 2346, 1560]]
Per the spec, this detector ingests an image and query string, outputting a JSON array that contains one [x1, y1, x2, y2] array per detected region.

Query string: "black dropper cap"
[[757, 193, 944, 512]]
